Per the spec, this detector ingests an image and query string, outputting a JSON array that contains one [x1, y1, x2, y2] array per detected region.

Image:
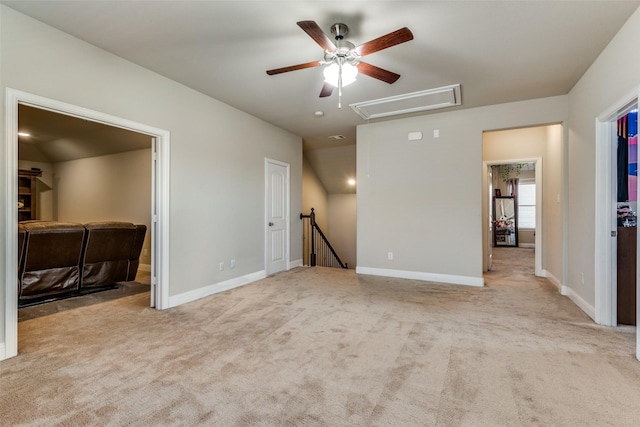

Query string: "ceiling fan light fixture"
[[323, 61, 358, 88]]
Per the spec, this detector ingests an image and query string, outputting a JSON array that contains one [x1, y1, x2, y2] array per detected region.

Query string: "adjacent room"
[[17, 104, 153, 317]]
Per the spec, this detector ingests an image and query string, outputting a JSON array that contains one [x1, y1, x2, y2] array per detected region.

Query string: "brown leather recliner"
[[126, 224, 147, 281], [81, 221, 138, 289], [19, 221, 86, 301]]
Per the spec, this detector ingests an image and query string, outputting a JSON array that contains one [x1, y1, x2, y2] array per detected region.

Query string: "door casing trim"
[[3, 88, 171, 360]]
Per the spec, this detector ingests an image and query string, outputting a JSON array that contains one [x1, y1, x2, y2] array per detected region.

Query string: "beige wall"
[[519, 230, 535, 246], [357, 96, 568, 284], [19, 150, 153, 265], [1, 6, 302, 350], [543, 124, 564, 283], [302, 155, 328, 231], [54, 149, 152, 265], [567, 7, 640, 311], [328, 194, 357, 269]]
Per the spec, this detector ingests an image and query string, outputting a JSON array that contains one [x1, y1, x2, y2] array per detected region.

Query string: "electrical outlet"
[[388, 252, 393, 260], [230, 259, 236, 269], [219, 262, 224, 271]]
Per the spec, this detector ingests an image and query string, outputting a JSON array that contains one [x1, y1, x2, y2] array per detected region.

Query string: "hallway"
[[485, 246, 542, 288]]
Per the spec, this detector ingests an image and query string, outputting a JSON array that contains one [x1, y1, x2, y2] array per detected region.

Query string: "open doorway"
[[4, 89, 170, 360], [484, 159, 541, 274], [594, 89, 640, 361], [615, 108, 638, 327], [595, 94, 639, 327], [17, 104, 153, 318], [482, 123, 564, 285]]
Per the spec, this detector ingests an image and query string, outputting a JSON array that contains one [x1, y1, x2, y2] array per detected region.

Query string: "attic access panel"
[[350, 84, 461, 120]]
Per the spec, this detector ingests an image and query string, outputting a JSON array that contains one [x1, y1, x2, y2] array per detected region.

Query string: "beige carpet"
[[17, 271, 151, 322], [2, 248, 640, 426]]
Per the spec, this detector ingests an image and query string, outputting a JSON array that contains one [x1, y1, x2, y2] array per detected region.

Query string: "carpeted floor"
[[17, 271, 151, 322], [2, 248, 639, 426]]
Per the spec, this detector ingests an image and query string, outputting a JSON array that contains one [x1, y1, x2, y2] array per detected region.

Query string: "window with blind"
[[518, 179, 536, 228]]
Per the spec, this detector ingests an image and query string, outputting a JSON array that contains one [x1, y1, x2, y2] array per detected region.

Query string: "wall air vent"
[[328, 135, 347, 140], [350, 84, 461, 120]]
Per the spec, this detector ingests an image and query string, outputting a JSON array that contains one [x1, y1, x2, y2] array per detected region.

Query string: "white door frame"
[[595, 90, 639, 327], [3, 88, 171, 360], [594, 88, 639, 363], [264, 158, 290, 275], [483, 158, 543, 277]]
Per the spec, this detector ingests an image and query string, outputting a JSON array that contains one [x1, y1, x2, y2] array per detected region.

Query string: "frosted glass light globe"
[[323, 62, 358, 87]]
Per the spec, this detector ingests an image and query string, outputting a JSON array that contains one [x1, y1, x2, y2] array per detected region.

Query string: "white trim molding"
[[3, 88, 170, 360], [542, 269, 562, 292], [594, 116, 617, 326], [562, 285, 596, 322], [356, 266, 484, 287], [4, 90, 20, 360], [168, 270, 267, 308], [289, 258, 303, 269], [594, 88, 638, 327], [593, 87, 640, 361]]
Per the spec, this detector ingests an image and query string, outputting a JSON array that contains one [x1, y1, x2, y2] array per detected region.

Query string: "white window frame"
[[518, 178, 536, 229]]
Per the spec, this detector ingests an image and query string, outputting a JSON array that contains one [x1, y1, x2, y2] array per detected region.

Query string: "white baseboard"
[[562, 285, 596, 321], [289, 258, 303, 269], [542, 269, 596, 321], [519, 243, 535, 249], [0, 343, 5, 361], [138, 263, 151, 272], [541, 269, 562, 292], [355, 266, 484, 287], [168, 270, 267, 308]]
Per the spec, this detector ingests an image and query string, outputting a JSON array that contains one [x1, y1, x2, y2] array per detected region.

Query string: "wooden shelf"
[[18, 169, 41, 222]]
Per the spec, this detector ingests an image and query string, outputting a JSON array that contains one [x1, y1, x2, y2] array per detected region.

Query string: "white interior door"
[[265, 159, 289, 275]]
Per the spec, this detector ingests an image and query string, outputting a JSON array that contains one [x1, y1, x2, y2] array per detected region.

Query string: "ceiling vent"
[[350, 84, 461, 120], [328, 134, 347, 140]]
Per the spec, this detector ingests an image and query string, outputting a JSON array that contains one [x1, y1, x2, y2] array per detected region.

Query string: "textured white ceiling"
[[5, 0, 639, 193]]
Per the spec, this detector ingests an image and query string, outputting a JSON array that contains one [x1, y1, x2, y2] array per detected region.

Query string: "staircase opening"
[[300, 208, 348, 269]]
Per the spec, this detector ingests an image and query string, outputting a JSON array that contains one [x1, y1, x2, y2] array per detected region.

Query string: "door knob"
[[269, 222, 274, 226]]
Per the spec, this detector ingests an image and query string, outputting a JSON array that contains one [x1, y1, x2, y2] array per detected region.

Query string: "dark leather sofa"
[[18, 221, 147, 304], [82, 221, 145, 289]]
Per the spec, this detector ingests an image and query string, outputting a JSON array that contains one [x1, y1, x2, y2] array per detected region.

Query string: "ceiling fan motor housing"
[[330, 23, 349, 40]]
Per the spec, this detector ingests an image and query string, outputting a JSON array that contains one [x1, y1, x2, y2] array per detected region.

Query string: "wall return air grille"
[[350, 84, 461, 120]]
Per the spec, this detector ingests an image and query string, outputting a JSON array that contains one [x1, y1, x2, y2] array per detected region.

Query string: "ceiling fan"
[[266, 21, 414, 107]]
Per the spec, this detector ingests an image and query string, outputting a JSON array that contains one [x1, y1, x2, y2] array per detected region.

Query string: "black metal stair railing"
[[300, 208, 348, 269]]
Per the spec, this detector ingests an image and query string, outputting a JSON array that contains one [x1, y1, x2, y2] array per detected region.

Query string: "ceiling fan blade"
[[266, 60, 322, 75], [355, 27, 414, 57], [319, 82, 334, 98], [297, 21, 337, 51], [357, 62, 401, 84]]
